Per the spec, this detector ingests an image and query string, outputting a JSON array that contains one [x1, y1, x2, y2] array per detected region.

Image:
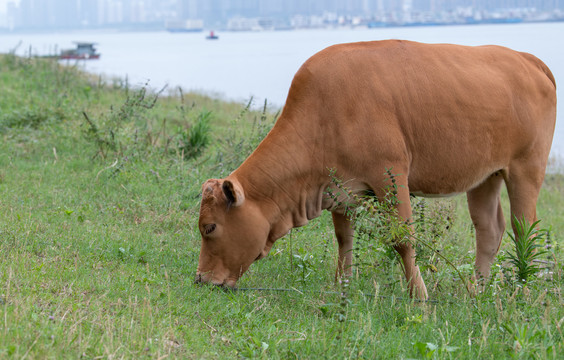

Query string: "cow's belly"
[[409, 191, 463, 198], [406, 163, 502, 197]]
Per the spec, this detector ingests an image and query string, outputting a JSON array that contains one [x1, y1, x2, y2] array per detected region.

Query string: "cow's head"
[[195, 178, 270, 288]]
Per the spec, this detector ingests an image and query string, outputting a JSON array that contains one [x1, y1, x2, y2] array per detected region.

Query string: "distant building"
[[1, 0, 564, 31]]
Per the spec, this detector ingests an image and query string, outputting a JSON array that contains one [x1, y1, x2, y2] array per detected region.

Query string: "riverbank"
[[2, 22, 562, 156]]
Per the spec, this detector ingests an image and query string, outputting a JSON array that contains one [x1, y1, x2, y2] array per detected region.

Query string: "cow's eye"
[[204, 223, 217, 235]]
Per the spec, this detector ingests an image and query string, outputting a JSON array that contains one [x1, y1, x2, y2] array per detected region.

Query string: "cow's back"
[[281, 40, 556, 195]]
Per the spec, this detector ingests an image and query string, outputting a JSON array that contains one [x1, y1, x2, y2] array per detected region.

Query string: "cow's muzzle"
[[194, 273, 236, 291]]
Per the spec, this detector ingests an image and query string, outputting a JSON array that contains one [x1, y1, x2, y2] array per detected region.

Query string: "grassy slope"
[[0, 54, 562, 359]]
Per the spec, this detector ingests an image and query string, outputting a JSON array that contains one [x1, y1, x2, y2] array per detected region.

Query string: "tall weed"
[[82, 84, 163, 159], [0, 54, 88, 131], [81, 83, 214, 165], [178, 110, 212, 160], [326, 169, 467, 294], [506, 216, 550, 284]]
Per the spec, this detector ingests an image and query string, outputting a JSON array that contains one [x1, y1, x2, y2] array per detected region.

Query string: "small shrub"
[[506, 216, 548, 284], [411, 197, 456, 275], [412, 341, 460, 359], [82, 82, 218, 166], [178, 110, 212, 160], [326, 168, 468, 294], [82, 84, 169, 161], [325, 168, 412, 292], [326, 168, 411, 249], [0, 108, 54, 130], [502, 322, 555, 359]]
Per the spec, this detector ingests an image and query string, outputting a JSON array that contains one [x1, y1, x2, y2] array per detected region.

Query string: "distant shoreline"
[[1, 17, 564, 35]]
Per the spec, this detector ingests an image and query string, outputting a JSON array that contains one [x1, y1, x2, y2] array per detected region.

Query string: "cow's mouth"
[[194, 273, 237, 290]]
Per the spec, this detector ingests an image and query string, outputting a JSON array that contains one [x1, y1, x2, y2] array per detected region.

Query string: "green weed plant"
[[506, 216, 552, 284]]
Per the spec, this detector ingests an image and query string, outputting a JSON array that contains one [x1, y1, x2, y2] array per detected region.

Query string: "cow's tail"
[[520, 51, 556, 89]]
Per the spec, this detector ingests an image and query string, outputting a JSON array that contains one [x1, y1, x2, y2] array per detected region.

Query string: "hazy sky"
[[0, 0, 14, 13], [0, 0, 19, 12]]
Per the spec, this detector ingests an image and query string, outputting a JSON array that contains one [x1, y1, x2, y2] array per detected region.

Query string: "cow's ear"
[[222, 180, 245, 208]]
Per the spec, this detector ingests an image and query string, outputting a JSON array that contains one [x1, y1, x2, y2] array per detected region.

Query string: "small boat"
[[60, 42, 100, 60], [206, 31, 219, 40]]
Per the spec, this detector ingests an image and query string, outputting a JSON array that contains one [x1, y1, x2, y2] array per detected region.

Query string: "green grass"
[[0, 53, 562, 359]]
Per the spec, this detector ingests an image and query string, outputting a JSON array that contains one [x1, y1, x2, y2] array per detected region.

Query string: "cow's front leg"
[[332, 211, 354, 281], [394, 242, 428, 300], [393, 181, 428, 300]]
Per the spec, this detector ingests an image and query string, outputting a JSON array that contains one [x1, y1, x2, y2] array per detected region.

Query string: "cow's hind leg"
[[332, 212, 354, 281], [505, 161, 546, 241], [467, 172, 506, 280]]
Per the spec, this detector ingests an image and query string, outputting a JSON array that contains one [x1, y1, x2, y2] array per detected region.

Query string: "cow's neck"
[[232, 117, 327, 242]]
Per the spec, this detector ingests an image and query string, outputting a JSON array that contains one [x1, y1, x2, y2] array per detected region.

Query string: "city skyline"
[[1, 0, 563, 31]]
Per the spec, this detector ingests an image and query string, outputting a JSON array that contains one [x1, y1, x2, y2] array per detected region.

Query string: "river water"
[[1, 22, 562, 155]]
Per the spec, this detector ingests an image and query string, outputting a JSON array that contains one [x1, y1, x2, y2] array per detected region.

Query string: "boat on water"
[[60, 42, 100, 60], [206, 31, 219, 40]]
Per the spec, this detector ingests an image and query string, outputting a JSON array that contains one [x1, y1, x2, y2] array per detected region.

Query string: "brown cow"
[[195, 40, 556, 299]]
